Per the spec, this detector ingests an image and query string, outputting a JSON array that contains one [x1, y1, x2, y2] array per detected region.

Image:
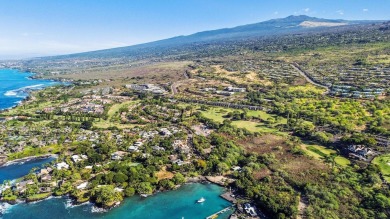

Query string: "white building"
[[56, 162, 69, 170]]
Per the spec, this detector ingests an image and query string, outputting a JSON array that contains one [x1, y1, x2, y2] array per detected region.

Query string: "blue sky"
[[0, 0, 389, 59]]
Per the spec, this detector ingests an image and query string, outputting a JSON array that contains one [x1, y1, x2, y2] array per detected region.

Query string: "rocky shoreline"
[[0, 154, 58, 167]]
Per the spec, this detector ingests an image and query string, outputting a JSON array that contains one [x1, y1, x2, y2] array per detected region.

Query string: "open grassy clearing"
[[93, 100, 140, 129], [201, 107, 286, 134], [301, 143, 351, 167], [211, 65, 272, 85], [49, 61, 192, 84], [200, 107, 233, 123], [231, 120, 286, 135], [107, 100, 138, 118], [238, 134, 330, 185], [156, 167, 174, 180], [288, 84, 326, 94], [179, 104, 288, 134], [246, 110, 287, 124], [372, 154, 390, 182], [26, 193, 51, 202]]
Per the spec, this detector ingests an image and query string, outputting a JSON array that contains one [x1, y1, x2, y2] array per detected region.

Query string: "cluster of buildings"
[[128, 141, 143, 152], [111, 151, 128, 160], [39, 93, 134, 116], [347, 145, 374, 160], [71, 154, 88, 163], [306, 65, 389, 98], [125, 84, 167, 95], [200, 86, 246, 96], [329, 85, 386, 98], [0, 124, 71, 154]]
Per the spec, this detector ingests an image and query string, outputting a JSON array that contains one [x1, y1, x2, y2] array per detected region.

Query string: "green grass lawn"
[[197, 106, 287, 134], [107, 100, 138, 118], [372, 154, 390, 183], [27, 193, 51, 202], [94, 100, 139, 129], [2, 195, 17, 202], [334, 156, 351, 166], [7, 145, 61, 160], [200, 107, 233, 123], [288, 84, 326, 94], [301, 143, 350, 167]]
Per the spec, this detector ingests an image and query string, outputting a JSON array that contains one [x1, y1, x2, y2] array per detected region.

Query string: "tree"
[[91, 185, 123, 207], [159, 179, 175, 190], [25, 184, 39, 197], [80, 121, 93, 130], [195, 159, 207, 170], [217, 162, 229, 174], [173, 173, 185, 184], [124, 187, 135, 197], [136, 182, 153, 194], [113, 172, 128, 184], [324, 154, 337, 169]]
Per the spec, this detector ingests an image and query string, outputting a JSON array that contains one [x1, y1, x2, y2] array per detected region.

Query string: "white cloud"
[[336, 10, 344, 15], [274, 11, 279, 15], [363, 9, 369, 12], [304, 8, 310, 12]]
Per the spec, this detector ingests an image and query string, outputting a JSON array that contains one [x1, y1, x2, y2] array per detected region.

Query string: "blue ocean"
[[0, 157, 56, 184], [0, 69, 59, 110], [2, 183, 232, 219]]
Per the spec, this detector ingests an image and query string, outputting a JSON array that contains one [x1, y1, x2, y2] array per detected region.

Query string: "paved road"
[[171, 71, 190, 95], [291, 63, 329, 94]]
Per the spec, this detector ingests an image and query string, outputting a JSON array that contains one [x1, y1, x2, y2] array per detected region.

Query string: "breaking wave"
[[4, 84, 46, 97]]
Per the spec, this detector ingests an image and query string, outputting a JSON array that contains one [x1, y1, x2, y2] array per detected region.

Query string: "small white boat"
[[197, 197, 205, 203]]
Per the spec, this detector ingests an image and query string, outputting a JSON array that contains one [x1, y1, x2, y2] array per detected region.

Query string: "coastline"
[[0, 154, 58, 168], [0, 68, 68, 113], [1, 183, 234, 218], [0, 175, 233, 210]]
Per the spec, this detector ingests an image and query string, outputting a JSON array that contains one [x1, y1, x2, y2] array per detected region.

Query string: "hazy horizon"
[[1, 0, 389, 59]]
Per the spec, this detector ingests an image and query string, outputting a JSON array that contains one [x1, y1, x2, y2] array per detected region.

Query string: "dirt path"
[[297, 195, 308, 219]]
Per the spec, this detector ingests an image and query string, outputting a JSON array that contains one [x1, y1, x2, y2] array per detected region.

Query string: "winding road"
[[170, 70, 191, 95], [291, 62, 329, 94]]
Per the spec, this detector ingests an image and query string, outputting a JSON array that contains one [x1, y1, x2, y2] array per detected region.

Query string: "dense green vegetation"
[[0, 16, 389, 219]]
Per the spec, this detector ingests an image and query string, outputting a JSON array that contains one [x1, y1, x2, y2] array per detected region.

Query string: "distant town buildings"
[[125, 84, 167, 95]]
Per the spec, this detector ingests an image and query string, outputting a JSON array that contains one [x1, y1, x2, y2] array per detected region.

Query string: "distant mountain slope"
[[42, 15, 382, 59]]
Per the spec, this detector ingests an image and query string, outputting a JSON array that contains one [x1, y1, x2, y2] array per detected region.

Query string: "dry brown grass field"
[[48, 61, 192, 85]]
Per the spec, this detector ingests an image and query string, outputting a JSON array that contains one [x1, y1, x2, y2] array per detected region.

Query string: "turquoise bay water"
[[3, 183, 232, 219], [0, 69, 59, 110], [0, 157, 56, 184]]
